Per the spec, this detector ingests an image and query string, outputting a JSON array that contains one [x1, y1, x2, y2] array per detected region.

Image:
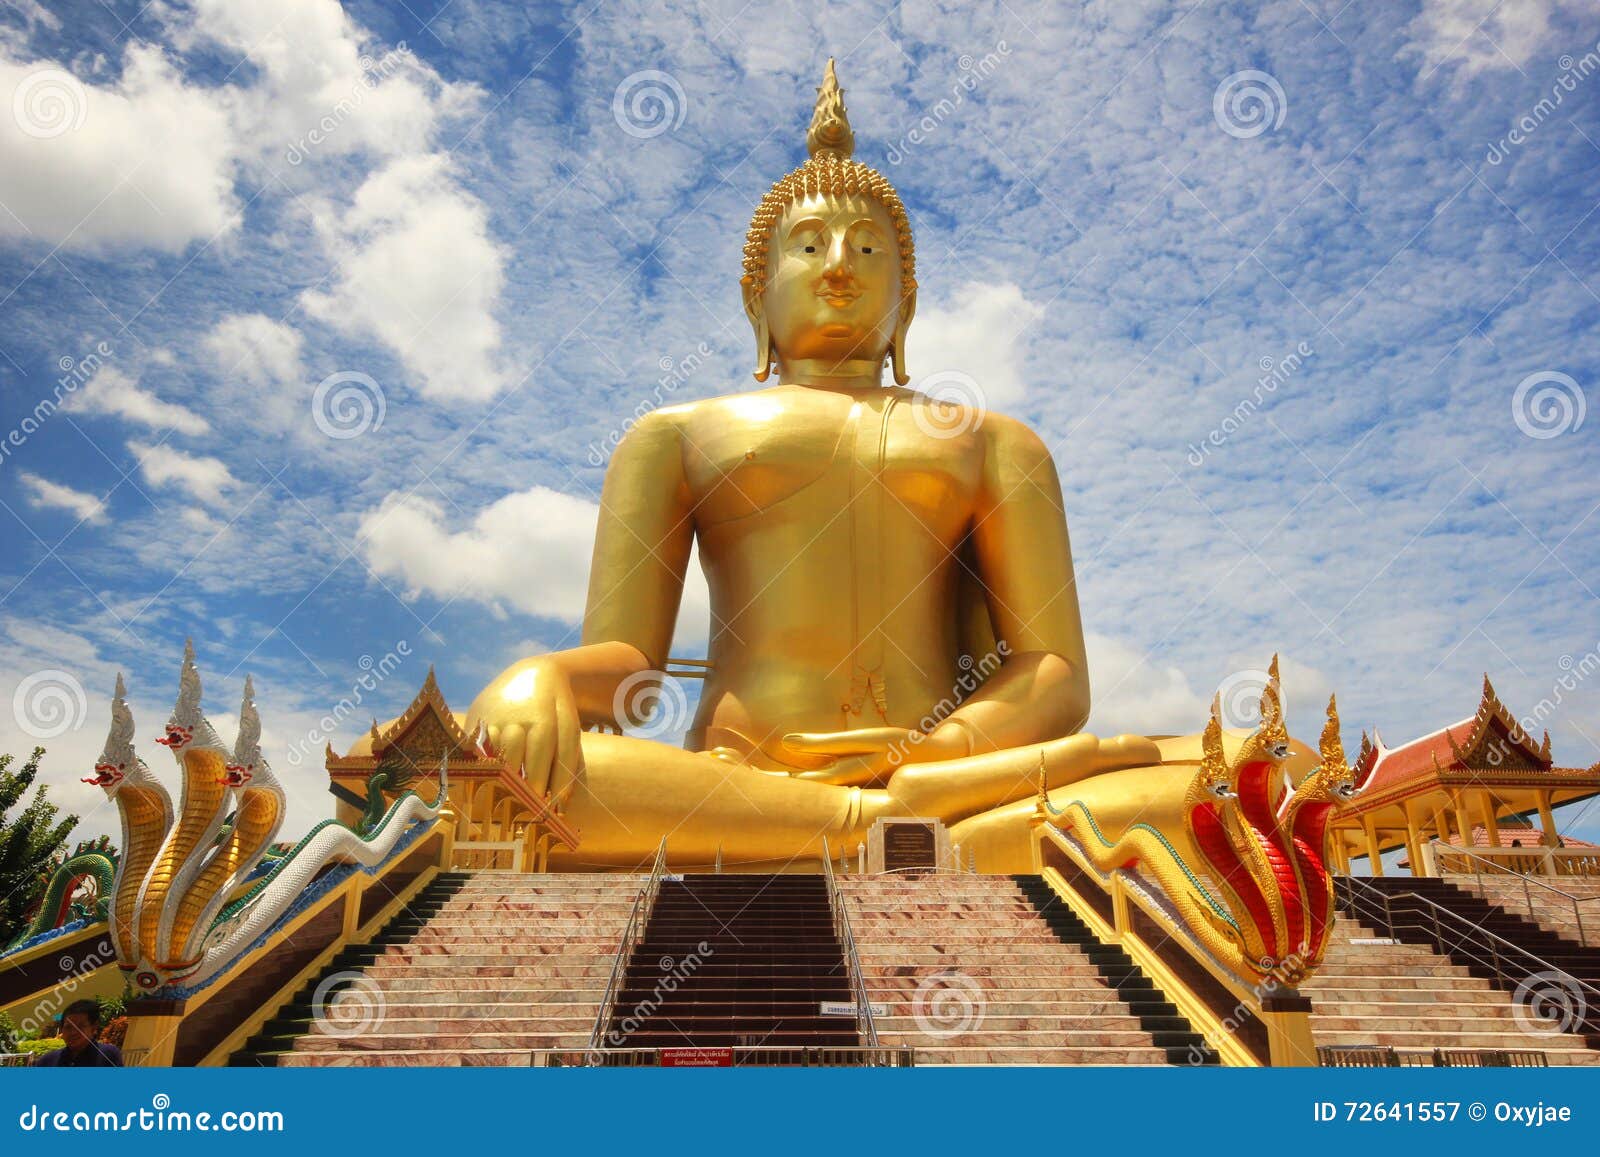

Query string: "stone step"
[[269, 1050, 538, 1067], [883, 1045, 1173, 1065]]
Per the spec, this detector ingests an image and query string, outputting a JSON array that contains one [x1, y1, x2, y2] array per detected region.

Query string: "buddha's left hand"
[[780, 726, 966, 786]]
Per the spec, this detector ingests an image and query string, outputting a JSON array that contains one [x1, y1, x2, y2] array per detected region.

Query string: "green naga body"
[[5, 836, 119, 950]]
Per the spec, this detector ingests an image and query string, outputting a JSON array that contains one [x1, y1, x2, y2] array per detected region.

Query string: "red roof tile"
[[1361, 719, 1476, 794]]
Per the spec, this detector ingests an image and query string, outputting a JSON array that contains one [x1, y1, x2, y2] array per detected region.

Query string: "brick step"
[[1311, 1012, 1531, 1032], [884, 1045, 1174, 1065], [873, 1013, 1156, 1033], [360, 962, 619, 977], [1313, 1028, 1600, 1055], [370, 984, 610, 999], [1307, 964, 1482, 979], [288, 1032, 592, 1052], [263, 1050, 540, 1067]]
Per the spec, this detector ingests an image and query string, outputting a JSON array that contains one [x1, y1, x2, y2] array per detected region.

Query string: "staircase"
[[604, 874, 857, 1052], [1354, 876, 1600, 1032], [231, 871, 645, 1066], [1303, 911, 1600, 1065], [1442, 875, 1600, 946], [838, 873, 1215, 1065]]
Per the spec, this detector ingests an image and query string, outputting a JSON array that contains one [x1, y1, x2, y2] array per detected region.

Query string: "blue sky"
[[0, 0, 1597, 848]]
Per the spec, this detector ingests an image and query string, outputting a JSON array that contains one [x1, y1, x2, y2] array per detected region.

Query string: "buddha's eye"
[[861, 246, 873, 254]]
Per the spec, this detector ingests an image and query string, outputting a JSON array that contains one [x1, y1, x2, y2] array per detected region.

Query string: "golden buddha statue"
[[463, 61, 1318, 874]]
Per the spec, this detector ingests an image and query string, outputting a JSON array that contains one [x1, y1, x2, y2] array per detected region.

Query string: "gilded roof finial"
[[807, 58, 855, 161]]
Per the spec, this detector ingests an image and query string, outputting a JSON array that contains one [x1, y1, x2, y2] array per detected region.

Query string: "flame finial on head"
[[232, 675, 262, 771], [86, 673, 141, 787], [807, 58, 854, 161], [173, 638, 202, 727]]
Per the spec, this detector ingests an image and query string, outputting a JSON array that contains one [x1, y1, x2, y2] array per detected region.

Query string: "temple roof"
[[1354, 675, 1569, 798]]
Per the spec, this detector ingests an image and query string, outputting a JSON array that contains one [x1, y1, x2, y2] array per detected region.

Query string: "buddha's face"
[[756, 192, 910, 371]]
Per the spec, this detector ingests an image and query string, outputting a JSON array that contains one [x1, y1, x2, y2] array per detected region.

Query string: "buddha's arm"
[[924, 416, 1090, 755], [466, 410, 694, 791], [580, 409, 695, 670]]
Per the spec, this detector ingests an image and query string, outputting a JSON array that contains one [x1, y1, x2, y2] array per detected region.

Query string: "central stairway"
[[605, 874, 857, 1052]]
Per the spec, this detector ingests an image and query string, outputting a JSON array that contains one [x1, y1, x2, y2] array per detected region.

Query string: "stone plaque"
[[882, 821, 938, 871]]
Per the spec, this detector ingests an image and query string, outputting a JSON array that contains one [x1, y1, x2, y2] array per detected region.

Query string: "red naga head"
[[156, 722, 194, 750], [82, 761, 126, 788], [218, 762, 254, 788]]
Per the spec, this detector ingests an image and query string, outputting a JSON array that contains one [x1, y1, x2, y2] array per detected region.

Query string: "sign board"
[[659, 1046, 733, 1067], [882, 821, 938, 871], [820, 1001, 889, 1017]]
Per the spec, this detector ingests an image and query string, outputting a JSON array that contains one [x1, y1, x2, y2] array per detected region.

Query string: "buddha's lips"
[[816, 286, 859, 305]]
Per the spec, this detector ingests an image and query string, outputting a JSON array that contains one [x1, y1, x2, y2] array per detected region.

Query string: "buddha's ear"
[[741, 275, 772, 382], [890, 285, 917, 386]]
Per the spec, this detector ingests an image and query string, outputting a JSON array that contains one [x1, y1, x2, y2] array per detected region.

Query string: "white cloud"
[[0, 43, 237, 251], [19, 471, 105, 523], [301, 155, 509, 401], [200, 313, 306, 432], [65, 365, 209, 435], [182, 0, 482, 173], [907, 281, 1044, 406], [128, 440, 239, 507], [203, 314, 304, 389], [359, 484, 712, 648], [1404, 0, 1583, 78], [1083, 631, 1211, 737]]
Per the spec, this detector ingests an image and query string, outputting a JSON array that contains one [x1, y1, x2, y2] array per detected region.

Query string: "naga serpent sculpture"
[[84, 643, 449, 993], [1041, 658, 1373, 986], [3, 835, 118, 951]]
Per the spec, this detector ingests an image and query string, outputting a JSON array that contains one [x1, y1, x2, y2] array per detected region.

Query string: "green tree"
[[0, 748, 78, 943]]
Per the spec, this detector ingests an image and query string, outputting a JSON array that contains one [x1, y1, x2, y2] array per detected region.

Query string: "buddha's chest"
[[682, 397, 983, 535]]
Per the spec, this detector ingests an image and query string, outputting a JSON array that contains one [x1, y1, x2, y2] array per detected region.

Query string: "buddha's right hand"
[[465, 655, 581, 798]]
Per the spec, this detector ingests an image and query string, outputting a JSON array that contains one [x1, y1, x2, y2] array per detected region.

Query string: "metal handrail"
[[1430, 839, 1600, 946], [821, 838, 880, 1048], [587, 837, 669, 1052], [1338, 874, 1600, 1032]]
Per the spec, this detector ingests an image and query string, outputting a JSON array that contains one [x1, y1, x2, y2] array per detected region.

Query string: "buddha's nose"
[[822, 233, 853, 278]]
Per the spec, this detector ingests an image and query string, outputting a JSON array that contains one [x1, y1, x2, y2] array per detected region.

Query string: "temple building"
[[326, 668, 580, 872], [1327, 676, 1600, 876]]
